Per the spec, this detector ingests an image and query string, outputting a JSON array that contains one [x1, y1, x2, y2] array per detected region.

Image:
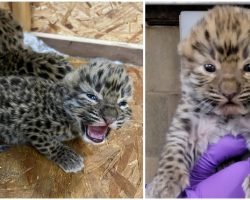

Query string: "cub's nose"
[[219, 79, 240, 100], [222, 92, 237, 101], [104, 116, 117, 125], [101, 106, 118, 124]]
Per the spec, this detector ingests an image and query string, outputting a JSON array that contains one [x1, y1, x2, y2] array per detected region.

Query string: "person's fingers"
[[208, 135, 247, 164], [186, 159, 250, 198], [190, 134, 247, 186]]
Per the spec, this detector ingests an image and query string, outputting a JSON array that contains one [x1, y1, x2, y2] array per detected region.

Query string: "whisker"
[[195, 97, 217, 114]]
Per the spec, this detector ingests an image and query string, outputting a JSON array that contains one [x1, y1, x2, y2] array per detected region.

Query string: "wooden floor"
[[0, 58, 143, 198]]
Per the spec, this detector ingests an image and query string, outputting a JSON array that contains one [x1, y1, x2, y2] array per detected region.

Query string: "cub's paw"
[[53, 147, 84, 173], [146, 172, 189, 198], [243, 175, 250, 198]]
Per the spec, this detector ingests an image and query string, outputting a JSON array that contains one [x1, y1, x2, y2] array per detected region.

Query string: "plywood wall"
[[31, 2, 143, 44], [0, 2, 10, 10]]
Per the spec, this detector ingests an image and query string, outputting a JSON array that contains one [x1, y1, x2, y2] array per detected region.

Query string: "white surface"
[[23, 32, 127, 64], [23, 32, 67, 56], [179, 11, 206, 39], [30, 32, 143, 50]]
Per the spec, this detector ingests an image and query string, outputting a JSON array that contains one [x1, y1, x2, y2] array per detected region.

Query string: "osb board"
[[31, 2, 143, 44], [0, 2, 10, 10], [0, 58, 143, 198]]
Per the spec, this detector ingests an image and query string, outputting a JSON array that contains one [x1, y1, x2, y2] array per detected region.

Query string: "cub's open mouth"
[[86, 125, 110, 143]]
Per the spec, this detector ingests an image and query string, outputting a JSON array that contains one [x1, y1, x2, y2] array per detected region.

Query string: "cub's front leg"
[[27, 133, 84, 173], [146, 103, 195, 198]]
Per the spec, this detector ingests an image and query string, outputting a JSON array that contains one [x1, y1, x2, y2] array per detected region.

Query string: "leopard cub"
[[147, 6, 250, 198], [0, 61, 133, 172], [0, 9, 23, 53], [0, 8, 73, 81], [0, 49, 73, 81]]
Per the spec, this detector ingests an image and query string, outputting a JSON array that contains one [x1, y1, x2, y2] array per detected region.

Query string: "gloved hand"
[[181, 134, 249, 198]]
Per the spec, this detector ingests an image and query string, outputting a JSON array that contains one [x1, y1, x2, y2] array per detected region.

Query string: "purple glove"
[[181, 134, 249, 198]]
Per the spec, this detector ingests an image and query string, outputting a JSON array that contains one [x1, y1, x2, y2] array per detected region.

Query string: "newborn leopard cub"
[[147, 6, 250, 198], [0, 49, 73, 81], [0, 8, 73, 81], [0, 61, 133, 172], [0, 9, 23, 53]]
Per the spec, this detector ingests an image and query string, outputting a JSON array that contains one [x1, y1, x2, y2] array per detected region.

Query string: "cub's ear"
[[63, 68, 81, 87], [178, 41, 184, 56], [178, 39, 189, 57], [125, 79, 134, 99], [178, 38, 197, 64]]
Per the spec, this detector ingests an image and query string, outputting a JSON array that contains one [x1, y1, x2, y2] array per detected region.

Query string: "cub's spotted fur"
[[0, 9, 23, 52], [0, 61, 133, 172], [0, 49, 73, 81], [0, 9, 73, 81], [147, 6, 250, 198]]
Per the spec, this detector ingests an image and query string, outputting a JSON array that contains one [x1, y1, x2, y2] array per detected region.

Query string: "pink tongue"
[[88, 126, 108, 139]]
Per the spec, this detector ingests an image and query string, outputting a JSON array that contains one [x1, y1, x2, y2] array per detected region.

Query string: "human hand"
[[181, 134, 249, 198]]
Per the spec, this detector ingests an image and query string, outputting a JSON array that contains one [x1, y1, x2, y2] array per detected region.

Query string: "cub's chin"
[[215, 103, 248, 116]]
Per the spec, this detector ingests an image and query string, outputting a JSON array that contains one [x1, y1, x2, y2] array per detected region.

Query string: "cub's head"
[[63, 60, 133, 144], [179, 6, 250, 116]]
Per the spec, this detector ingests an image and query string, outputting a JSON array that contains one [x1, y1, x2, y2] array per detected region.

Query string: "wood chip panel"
[[31, 2, 143, 44], [0, 2, 10, 10], [0, 58, 143, 198]]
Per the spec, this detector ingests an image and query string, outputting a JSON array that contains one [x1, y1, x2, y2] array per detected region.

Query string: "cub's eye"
[[86, 94, 98, 101], [118, 101, 127, 107], [243, 64, 250, 72], [203, 64, 216, 72]]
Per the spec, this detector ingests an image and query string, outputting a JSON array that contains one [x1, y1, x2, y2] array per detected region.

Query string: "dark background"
[[146, 4, 250, 26]]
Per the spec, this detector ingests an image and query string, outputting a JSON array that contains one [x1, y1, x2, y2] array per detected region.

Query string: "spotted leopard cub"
[[0, 9, 73, 81], [0, 61, 133, 172], [0, 49, 73, 81], [147, 6, 250, 198], [0, 9, 23, 52]]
